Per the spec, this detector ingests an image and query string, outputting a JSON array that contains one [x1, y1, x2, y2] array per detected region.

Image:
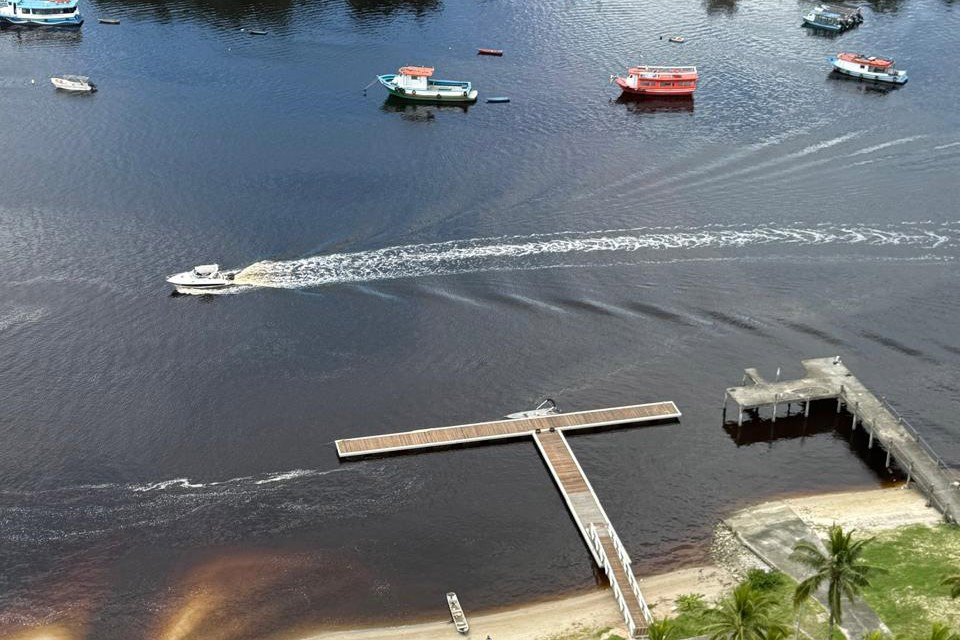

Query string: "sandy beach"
[[299, 486, 940, 640]]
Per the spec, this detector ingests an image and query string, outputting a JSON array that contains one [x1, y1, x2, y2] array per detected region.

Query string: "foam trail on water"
[[232, 222, 959, 290]]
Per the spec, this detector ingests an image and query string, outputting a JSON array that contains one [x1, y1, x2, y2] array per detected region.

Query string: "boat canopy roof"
[[838, 52, 893, 67], [820, 3, 862, 16], [399, 66, 434, 77], [194, 264, 220, 276], [19, 0, 79, 7], [629, 65, 698, 77]]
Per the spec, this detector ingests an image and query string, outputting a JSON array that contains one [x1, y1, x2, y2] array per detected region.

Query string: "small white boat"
[[446, 592, 469, 634], [51, 75, 95, 92], [504, 399, 559, 420], [166, 264, 236, 292], [378, 66, 478, 103], [829, 52, 908, 84], [668, 35, 685, 43]]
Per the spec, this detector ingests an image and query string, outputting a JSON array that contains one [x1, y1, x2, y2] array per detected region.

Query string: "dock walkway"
[[723, 357, 960, 524], [335, 401, 681, 638]]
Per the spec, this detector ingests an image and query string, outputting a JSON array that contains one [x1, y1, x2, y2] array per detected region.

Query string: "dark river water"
[[1, 0, 959, 637]]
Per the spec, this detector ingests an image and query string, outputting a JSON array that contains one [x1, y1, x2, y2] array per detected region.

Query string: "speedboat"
[[377, 66, 478, 103], [51, 75, 95, 92], [504, 399, 560, 420], [611, 65, 698, 96], [166, 264, 235, 292], [829, 52, 908, 84], [0, 0, 84, 26]]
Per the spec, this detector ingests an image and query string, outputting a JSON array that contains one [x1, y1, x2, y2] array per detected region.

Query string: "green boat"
[[377, 66, 478, 103]]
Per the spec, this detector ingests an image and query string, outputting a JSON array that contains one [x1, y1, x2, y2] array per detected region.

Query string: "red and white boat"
[[611, 65, 698, 96]]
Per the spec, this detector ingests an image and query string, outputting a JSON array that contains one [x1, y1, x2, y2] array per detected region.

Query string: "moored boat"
[[505, 399, 559, 420], [477, 48, 503, 56], [802, 4, 860, 31], [611, 65, 698, 96], [377, 66, 478, 103], [829, 52, 907, 84], [0, 0, 83, 26], [446, 592, 469, 634], [50, 74, 95, 92]]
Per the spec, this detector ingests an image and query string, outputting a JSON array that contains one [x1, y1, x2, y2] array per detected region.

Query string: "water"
[[1, 0, 959, 637]]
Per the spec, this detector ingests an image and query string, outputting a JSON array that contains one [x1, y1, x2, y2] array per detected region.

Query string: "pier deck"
[[335, 401, 681, 638], [723, 357, 960, 524], [336, 401, 680, 457]]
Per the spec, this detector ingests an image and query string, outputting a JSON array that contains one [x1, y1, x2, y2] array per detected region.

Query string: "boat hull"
[[614, 76, 695, 96], [802, 18, 843, 31], [0, 13, 83, 26], [829, 57, 908, 84], [377, 74, 478, 103]]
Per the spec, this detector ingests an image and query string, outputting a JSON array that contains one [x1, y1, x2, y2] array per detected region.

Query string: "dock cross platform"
[[335, 401, 682, 638]]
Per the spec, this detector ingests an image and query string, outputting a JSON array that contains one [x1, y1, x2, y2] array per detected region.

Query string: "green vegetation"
[[703, 582, 789, 640], [791, 525, 886, 640], [859, 524, 960, 638]]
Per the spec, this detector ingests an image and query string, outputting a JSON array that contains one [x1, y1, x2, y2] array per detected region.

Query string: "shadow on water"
[[802, 26, 843, 39], [723, 401, 905, 483], [826, 71, 905, 95], [614, 94, 695, 115], [380, 95, 471, 120]]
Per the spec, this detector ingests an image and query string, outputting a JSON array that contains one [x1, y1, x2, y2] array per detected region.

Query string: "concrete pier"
[[723, 357, 960, 524]]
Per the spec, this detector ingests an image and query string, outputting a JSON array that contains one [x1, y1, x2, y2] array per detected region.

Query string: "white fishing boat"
[[829, 52, 908, 84], [166, 264, 236, 292], [377, 66, 478, 103], [504, 399, 559, 420], [446, 592, 469, 634], [50, 75, 95, 92]]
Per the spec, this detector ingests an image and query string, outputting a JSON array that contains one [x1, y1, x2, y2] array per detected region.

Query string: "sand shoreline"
[[299, 486, 942, 640]]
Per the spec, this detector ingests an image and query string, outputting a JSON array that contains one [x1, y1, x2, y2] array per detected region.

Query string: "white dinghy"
[[51, 75, 96, 92], [504, 398, 559, 420]]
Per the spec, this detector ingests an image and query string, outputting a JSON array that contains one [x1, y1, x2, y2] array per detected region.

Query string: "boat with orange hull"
[[611, 65, 698, 96]]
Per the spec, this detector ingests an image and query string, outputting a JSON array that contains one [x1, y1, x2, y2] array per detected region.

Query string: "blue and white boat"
[[377, 66, 478, 103], [0, 0, 83, 27]]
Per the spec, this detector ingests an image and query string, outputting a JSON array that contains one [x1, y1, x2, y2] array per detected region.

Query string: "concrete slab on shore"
[[726, 500, 888, 639]]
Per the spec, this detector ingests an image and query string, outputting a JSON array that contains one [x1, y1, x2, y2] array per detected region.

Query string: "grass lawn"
[[860, 524, 960, 639]]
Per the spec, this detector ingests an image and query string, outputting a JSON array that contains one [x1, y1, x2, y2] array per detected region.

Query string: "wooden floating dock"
[[335, 401, 682, 638], [723, 357, 960, 524]]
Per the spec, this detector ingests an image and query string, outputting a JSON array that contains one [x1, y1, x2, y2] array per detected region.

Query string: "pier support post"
[[722, 392, 727, 421], [885, 450, 892, 468], [906, 464, 912, 486], [738, 408, 743, 427], [837, 396, 843, 413], [868, 429, 874, 449], [773, 394, 779, 423], [804, 401, 810, 417]]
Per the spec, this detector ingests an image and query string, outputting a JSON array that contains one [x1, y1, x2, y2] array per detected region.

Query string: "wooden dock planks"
[[335, 401, 680, 457]]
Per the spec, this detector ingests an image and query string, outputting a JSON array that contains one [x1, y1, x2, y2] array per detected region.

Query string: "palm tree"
[[703, 582, 788, 640], [791, 524, 885, 640], [941, 574, 960, 598], [928, 623, 960, 640], [648, 618, 680, 640]]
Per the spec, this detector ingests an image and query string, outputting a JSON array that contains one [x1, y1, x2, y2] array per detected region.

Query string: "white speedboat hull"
[[167, 264, 236, 292], [830, 56, 908, 84]]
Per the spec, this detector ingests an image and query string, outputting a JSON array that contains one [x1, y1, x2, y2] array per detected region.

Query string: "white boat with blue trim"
[[378, 66, 478, 103], [829, 52, 907, 84], [0, 0, 83, 26]]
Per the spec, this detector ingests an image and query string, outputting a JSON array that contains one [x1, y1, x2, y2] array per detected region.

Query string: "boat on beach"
[[0, 0, 83, 26], [611, 65, 698, 96], [50, 74, 95, 92], [829, 52, 907, 84], [377, 66, 478, 103], [446, 592, 469, 634], [166, 264, 236, 292]]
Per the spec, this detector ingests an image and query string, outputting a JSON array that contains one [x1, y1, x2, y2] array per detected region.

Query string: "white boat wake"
[[228, 222, 958, 291]]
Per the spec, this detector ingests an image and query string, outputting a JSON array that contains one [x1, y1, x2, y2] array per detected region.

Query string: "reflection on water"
[[615, 94, 694, 115], [704, 0, 738, 14], [802, 27, 842, 39], [826, 71, 905, 95], [90, 0, 297, 27], [0, 24, 83, 46], [346, 0, 442, 19], [380, 94, 470, 119]]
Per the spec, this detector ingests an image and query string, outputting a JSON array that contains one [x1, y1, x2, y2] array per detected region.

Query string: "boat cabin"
[[193, 264, 220, 277], [839, 53, 895, 73], [625, 66, 697, 90], [394, 66, 434, 91]]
